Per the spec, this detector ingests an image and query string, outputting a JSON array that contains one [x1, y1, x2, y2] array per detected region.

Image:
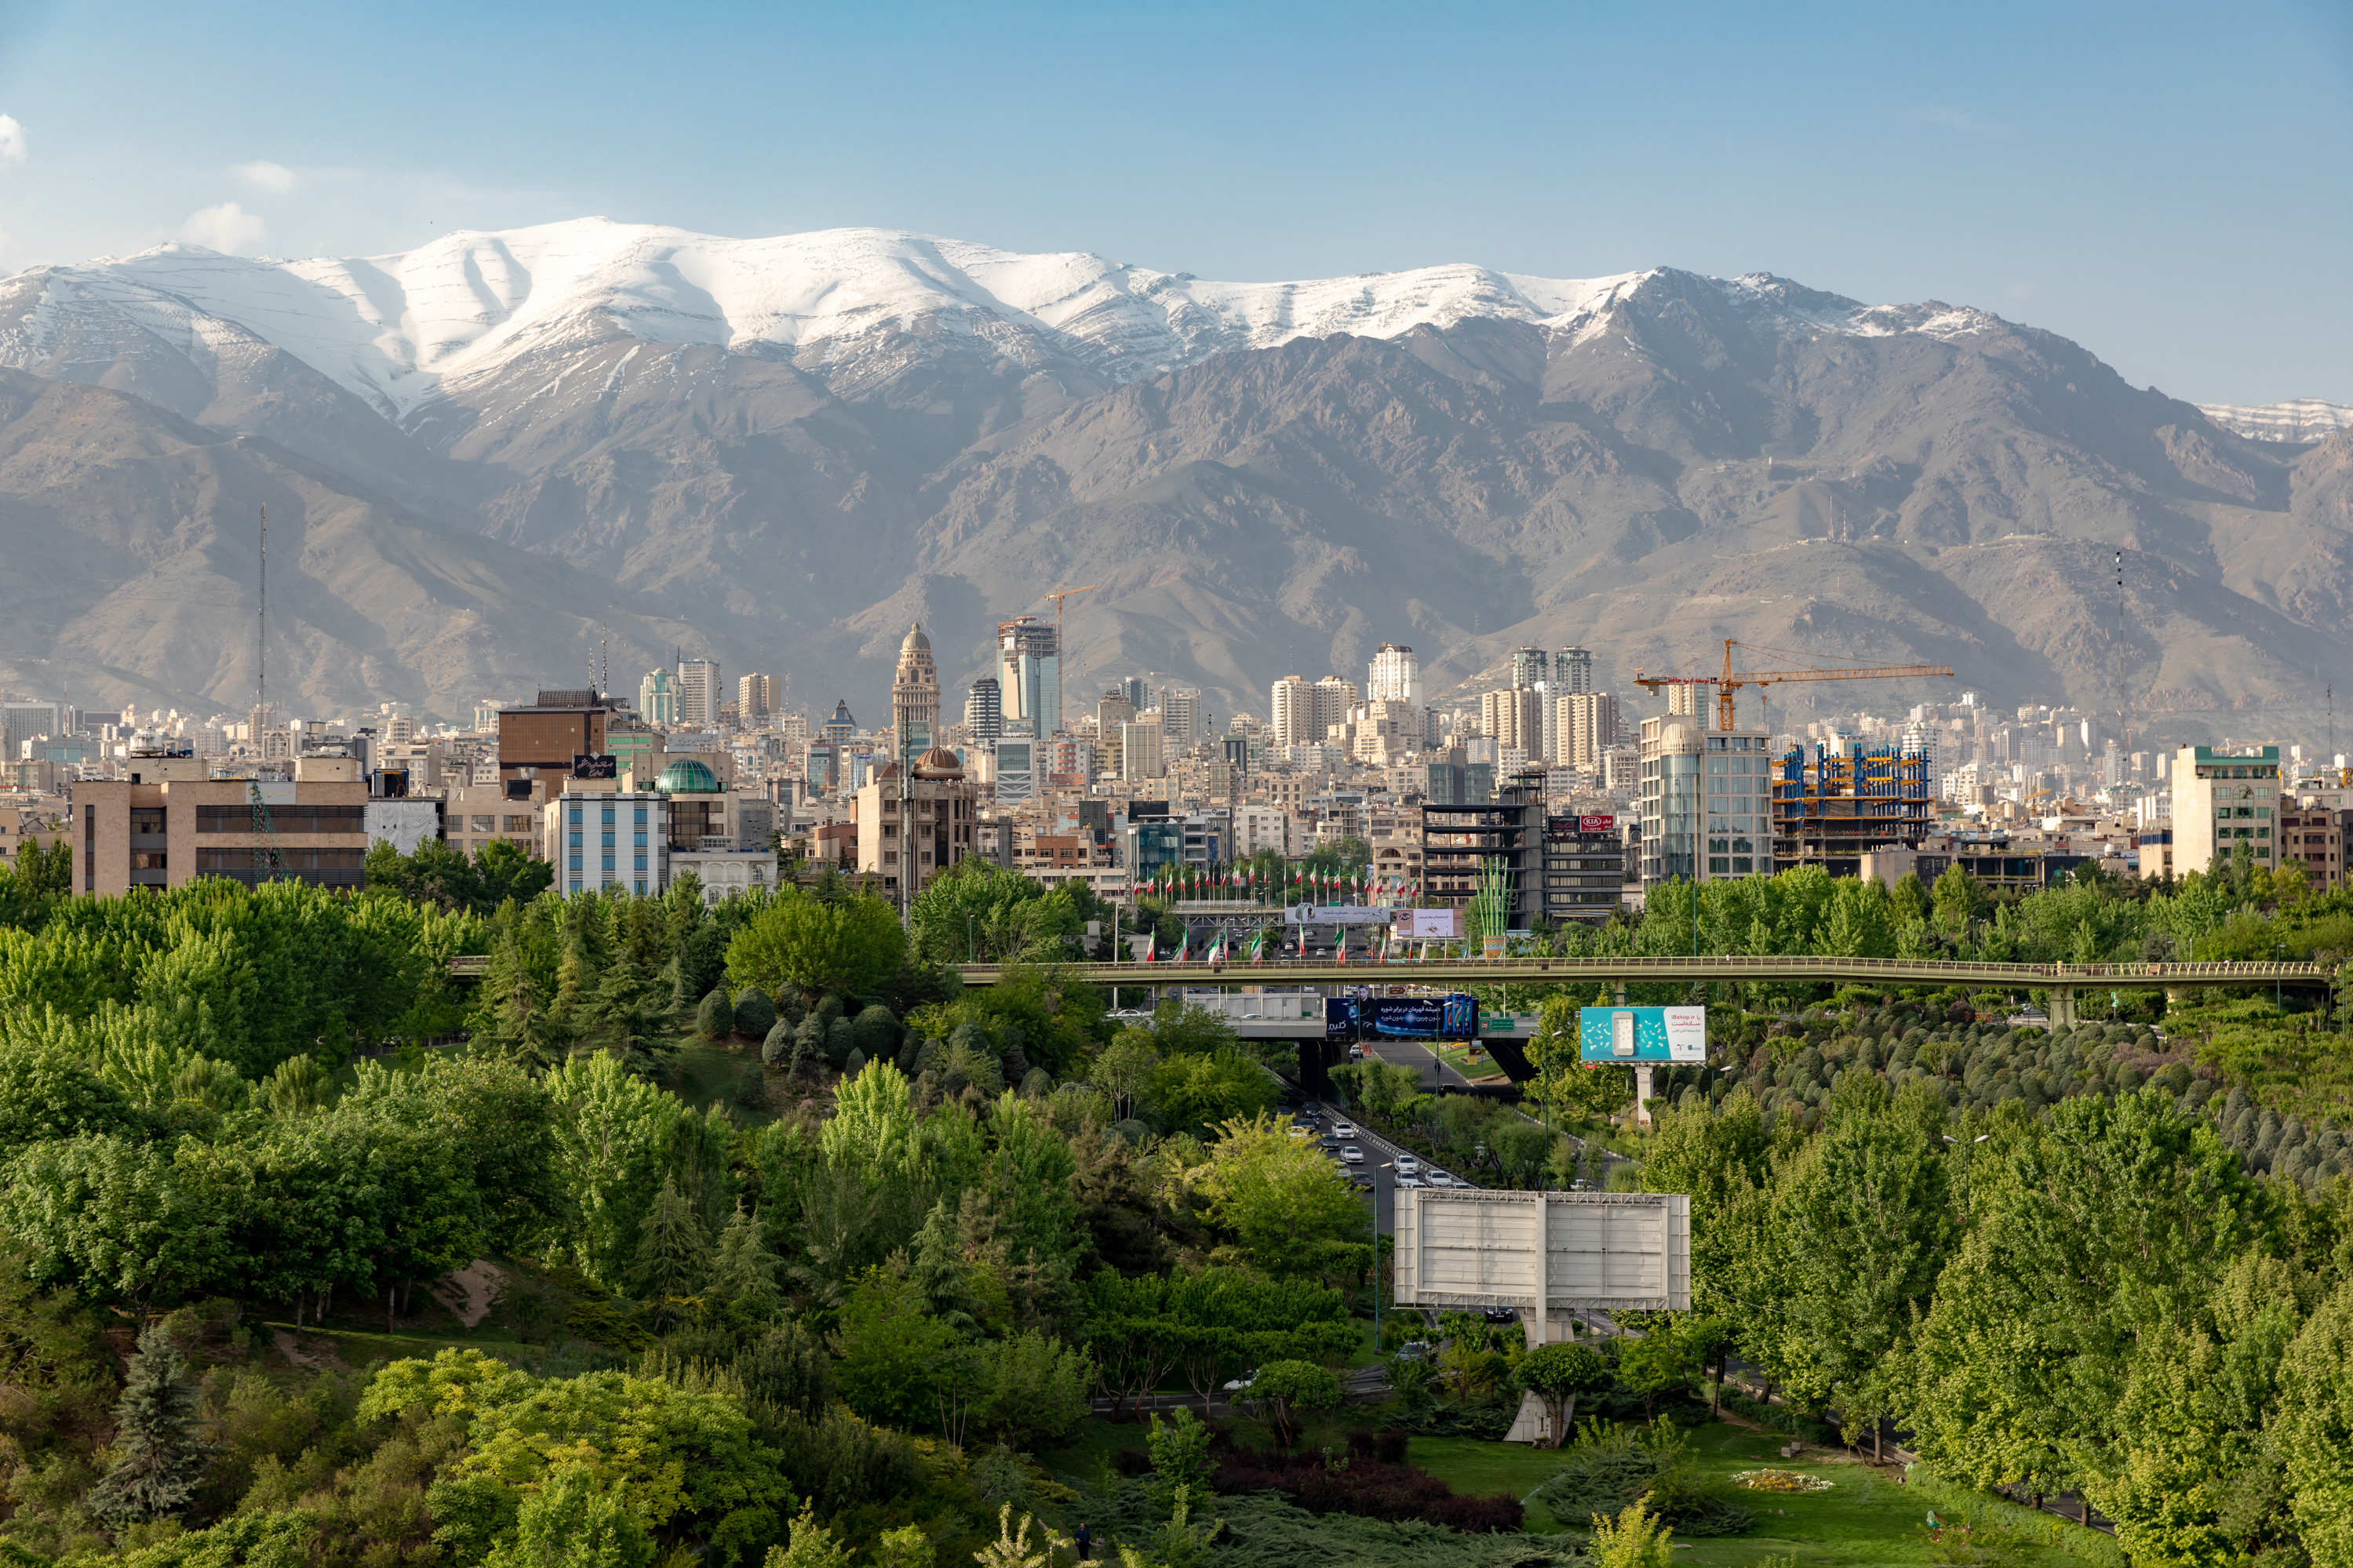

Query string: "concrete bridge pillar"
[[2049, 988, 2077, 1029]]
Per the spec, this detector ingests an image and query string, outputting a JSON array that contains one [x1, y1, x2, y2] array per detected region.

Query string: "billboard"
[[1578, 1006, 1706, 1062], [1401, 908, 1464, 939], [1392, 1190, 1691, 1312], [1579, 813, 1616, 834], [1282, 904, 1394, 926], [1325, 994, 1481, 1040], [572, 754, 618, 779]]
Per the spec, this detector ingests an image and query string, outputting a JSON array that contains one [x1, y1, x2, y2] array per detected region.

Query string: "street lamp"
[[966, 911, 978, 964], [1373, 1161, 1394, 1352]]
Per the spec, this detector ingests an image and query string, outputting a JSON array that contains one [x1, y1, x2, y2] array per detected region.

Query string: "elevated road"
[[955, 955, 2329, 1026]]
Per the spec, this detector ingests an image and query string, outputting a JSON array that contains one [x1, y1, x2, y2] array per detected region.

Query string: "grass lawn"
[[1433, 1042, 1510, 1082]]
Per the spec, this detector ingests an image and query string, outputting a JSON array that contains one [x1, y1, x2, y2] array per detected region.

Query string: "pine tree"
[[707, 1200, 782, 1312], [631, 1175, 712, 1305], [88, 1326, 208, 1527]]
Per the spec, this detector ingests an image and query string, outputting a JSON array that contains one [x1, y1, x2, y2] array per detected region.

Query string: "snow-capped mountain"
[[2198, 398, 2353, 444], [0, 219, 2341, 736], [0, 219, 2002, 424]]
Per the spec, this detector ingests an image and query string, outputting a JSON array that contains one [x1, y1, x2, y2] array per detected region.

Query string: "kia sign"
[[1579, 814, 1615, 834], [1578, 1006, 1706, 1063]]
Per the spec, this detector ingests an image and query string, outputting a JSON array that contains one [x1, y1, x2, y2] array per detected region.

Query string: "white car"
[[1426, 1173, 1458, 1188], [1286, 1124, 1310, 1140], [1341, 1146, 1364, 1164], [1332, 1122, 1356, 1138], [1393, 1154, 1420, 1174], [1397, 1176, 1428, 1190]]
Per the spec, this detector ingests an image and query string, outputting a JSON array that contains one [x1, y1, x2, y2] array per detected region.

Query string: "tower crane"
[[1635, 639, 1955, 732], [1039, 584, 1098, 734]]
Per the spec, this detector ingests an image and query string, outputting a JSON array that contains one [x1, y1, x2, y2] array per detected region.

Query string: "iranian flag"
[[1249, 930, 1266, 966]]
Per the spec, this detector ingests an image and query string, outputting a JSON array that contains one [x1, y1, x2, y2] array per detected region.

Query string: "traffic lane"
[[1357, 1038, 1473, 1090], [1299, 1097, 1478, 1239]]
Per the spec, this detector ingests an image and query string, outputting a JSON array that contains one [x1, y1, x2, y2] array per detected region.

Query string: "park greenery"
[[1, 837, 2352, 1566]]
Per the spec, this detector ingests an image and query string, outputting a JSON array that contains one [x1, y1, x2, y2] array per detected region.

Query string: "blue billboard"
[[1327, 994, 1480, 1040], [1577, 1006, 1708, 1062]]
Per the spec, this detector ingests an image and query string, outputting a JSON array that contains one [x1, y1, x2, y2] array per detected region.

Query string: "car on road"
[[1426, 1173, 1459, 1188], [1222, 1369, 1258, 1392], [1105, 1009, 1155, 1024], [1482, 1306, 1517, 1326], [1341, 1146, 1364, 1163], [1350, 1173, 1375, 1189], [1397, 1175, 1427, 1189], [1348, 1045, 1365, 1060], [1317, 1136, 1340, 1150], [1285, 1125, 1310, 1140], [1331, 1122, 1356, 1138], [1393, 1154, 1420, 1174]]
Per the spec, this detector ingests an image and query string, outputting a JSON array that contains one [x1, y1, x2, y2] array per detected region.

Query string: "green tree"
[[1513, 1341, 1611, 1446], [1237, 1359, 1341, 1449], [1145, 1407, 1215, 1508], [834, 1269, 961, 1432], [726, 890, 908, 1006], [632, 1174, 712, 1305], [2278, 1278, 2353, 1568], [87, 1326, 208, 1526], [1150, 1047, 1278, 1133], [763, 1504, 854, 1568], [1615, 1334, 1690, 1418], [707, 1201, 783, 1312], [1197, 1115, 1369, 1277], [486, 1463, 656, 1568], [696, 988, 737, 1040]]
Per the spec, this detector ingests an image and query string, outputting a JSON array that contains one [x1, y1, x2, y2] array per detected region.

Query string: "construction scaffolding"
[[1772, 743, 1936, 875]]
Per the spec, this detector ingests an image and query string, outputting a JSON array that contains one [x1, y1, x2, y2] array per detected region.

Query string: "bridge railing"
[[954, 956, 2328, 983]]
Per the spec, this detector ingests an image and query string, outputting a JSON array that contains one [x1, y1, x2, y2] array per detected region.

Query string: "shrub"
[[695, 988, 735, 1040], [733, 988, 778, 1040]]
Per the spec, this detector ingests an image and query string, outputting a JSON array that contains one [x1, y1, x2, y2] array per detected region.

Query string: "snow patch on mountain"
[[0, 218, 2012, 423], [2199, 398, 2353, 443]]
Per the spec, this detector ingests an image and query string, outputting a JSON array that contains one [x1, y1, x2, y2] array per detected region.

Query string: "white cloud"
[[0, 115, 26, 166], [177, 202, 268, 254], [233, 160, 297, 194]]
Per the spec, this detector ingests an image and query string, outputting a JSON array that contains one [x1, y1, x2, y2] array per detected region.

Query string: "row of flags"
[[1138, 919, 1432, 966], [1142, 865, 1421, 904]]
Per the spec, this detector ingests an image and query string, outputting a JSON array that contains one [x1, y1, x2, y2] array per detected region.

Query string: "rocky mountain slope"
[[0, 221, 2340, 737]]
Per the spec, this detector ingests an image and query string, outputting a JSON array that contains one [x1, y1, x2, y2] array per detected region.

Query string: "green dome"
[[655, 759, 720, 794]]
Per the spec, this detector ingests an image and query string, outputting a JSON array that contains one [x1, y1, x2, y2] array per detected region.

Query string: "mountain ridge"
[[0, 221, 2340, 740]]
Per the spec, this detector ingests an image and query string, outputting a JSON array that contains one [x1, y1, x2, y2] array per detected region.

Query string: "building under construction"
[[1771, 743, 1937, 878]]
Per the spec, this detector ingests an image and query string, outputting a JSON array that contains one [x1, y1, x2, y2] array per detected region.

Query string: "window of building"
[[471, 815, 496, 832]]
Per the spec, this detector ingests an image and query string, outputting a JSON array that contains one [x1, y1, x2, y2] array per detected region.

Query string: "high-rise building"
[[1667, 682, 1703, 718], [820, 700, 858, 743], [995, 719, 1039, 802], [997, 617, 1060, 737], [1162, 689, 1206, 750], [1510, 647, 1550, 690], [1120, 718, 1165, 780], [2, 701, 71, 766], [965, 677, 1003, 740], [2172, 745, 2280, 877], [637, 671, 677, 726], [677, 658, 723, 727], [891, 623, 940, 756], [738, 673, 776, 725], [1556, 647, 1594, 696], [1119, 676, 1149, 712], [1558, 692, 1623, 768], [1368, 643, 1423, 708], [1638, 717, 1775, 890], [1481, 687, 1543, 753], [1270, 676, 1313, 746], [1313, 677, 1360, 738]]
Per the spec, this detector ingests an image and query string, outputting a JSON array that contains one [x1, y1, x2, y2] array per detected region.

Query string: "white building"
[[548, 790, 670, 897], [1637, 717, 1775, 890], [677, 659, 723, 728], [1367, 642, 1423, 708]]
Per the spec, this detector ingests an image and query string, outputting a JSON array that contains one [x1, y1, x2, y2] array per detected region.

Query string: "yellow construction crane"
[[1635, 638, 1956, 731], [1040, 584, 1098, 734]]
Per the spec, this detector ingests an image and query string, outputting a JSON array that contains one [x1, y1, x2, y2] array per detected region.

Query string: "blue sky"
[[0, 0, 2346, 403]]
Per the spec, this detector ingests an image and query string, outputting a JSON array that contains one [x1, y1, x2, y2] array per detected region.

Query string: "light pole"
[[1372, 1160, 1394, 1352], [966, 911, 977, 964], [1943, 1132, 1989, 1208]]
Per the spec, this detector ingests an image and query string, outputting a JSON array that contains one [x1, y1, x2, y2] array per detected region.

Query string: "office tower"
[[891, 623, 940, 755], [1312, 677, 1360, 738], [637, 671, 677, 726], [677, 658, 723, 727], [737, 672, 776, 725], [1510, 646, 1550, 690], [996, 617, 1060, 736], [1668, 682, 1702, 718], [965, 676, 1003, 740], [1367, 642, 1423, 708], [1119, 676, 1149, 711]]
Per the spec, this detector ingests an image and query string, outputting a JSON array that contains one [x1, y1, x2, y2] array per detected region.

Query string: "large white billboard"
[[1392, 1189, 1690, 1313]]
